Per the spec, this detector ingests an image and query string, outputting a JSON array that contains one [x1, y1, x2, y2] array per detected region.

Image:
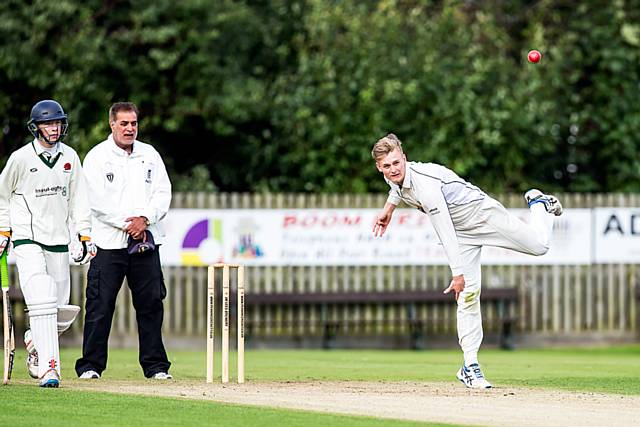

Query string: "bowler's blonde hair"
[[371, 133, 403, 160]]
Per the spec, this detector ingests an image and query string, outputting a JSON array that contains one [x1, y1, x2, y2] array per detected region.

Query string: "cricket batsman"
[[0, 99, 96, 387]]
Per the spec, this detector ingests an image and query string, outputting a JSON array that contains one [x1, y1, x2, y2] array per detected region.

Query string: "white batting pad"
[[25, 274, 60, 378], [21, 272, 57, 302], [28, 297, 59, 378], [57, 305, 80, 335]]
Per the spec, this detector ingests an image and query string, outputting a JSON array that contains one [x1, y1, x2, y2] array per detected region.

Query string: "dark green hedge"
[[1, 1, 638, 193]]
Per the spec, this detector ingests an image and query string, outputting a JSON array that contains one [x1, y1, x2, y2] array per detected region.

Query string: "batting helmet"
[[27, 100, 69, 143]]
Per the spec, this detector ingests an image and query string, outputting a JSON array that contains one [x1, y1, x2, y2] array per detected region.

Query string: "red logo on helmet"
[[64, 163, 71, 171]]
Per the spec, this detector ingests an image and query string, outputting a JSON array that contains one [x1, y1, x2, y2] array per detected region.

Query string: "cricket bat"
[[1, 251, 15, 385]]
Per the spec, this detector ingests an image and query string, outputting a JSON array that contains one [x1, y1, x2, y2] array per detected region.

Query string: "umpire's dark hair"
[[109, 102, 139, 122]]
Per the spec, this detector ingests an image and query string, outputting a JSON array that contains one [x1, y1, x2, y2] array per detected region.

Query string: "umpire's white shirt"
[[83, 135, 171, 249], [0, 141, 91, 244], [385, 161, 486, 276]]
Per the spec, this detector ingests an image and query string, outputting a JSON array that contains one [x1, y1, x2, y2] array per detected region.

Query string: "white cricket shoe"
[[79, 370, 100, 379], [152, 372, 173, 380], [456, 363, 492, 389], [524, 189, 563, 216], [24, 329, 39, 379], [39, 369, 60, 388]]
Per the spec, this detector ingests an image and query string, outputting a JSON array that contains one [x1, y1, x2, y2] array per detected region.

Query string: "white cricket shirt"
[[83, 135, 171, 249], [385, 161, 486, 275], [0, 140, 92, 246]]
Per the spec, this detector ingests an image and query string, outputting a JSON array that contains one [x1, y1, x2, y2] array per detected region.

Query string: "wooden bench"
[[245, 287, 518, 350]]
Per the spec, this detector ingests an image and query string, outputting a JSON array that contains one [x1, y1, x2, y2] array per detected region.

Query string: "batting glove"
[[71, 235, 97, 265], [0, 230, 11, 257]]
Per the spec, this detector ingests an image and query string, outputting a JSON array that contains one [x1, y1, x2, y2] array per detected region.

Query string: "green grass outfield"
[[1, 345, 639, 427]]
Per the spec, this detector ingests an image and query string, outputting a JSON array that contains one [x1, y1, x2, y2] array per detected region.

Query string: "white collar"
[[32, 140, 60, 156], [400, 164, 412, 190], [107, 134, 139, 156]]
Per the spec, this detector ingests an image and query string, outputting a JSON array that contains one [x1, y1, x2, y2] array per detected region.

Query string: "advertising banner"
[[159, 208, 593, 266], [593, 208, 640, 263]]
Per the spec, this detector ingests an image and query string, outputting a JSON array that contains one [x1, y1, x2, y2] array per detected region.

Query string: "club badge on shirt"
[[106, 172, 114, 183]]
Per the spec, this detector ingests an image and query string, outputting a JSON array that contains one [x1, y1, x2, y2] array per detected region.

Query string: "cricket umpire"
[[75, 102, 173, 380]]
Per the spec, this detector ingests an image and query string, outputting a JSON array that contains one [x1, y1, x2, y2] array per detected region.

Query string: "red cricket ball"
[[527, 50, 542, 63]]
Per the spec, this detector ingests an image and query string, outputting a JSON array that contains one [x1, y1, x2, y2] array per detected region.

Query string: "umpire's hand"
[[125, 216, 149, 240]]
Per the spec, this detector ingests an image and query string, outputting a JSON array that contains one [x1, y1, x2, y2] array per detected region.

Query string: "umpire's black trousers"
[[75, 247, 171, 378]]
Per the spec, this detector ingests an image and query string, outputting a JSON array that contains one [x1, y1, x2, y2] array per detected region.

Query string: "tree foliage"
[[1, 0, 639, 193]]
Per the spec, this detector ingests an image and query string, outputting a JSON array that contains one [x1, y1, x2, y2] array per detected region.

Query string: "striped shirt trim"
[[408, 166, 485, 206]]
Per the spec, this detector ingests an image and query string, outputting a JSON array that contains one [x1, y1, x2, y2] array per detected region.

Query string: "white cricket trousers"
[[454, 198, 555, 366], [13, 244, 70, 305]]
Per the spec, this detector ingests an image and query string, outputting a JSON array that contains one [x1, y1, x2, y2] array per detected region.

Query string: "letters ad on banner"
[[594, 208, 640, 263], [160, 208, 592, 266]]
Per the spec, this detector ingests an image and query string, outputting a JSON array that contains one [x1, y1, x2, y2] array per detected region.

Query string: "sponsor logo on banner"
[[181, 218, 224, 266], [232, 217, 264, 260], [179, 217, 265, 266]]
